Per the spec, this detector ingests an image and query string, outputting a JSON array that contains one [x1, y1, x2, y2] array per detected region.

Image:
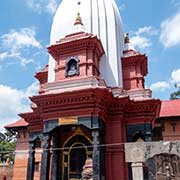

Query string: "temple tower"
[[4, 1, 163, 180], [48, 0, 124, 88]]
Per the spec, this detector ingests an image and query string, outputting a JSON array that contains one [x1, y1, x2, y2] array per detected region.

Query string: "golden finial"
[[124, 32, 130, 44], [74, 12, 83, 26]]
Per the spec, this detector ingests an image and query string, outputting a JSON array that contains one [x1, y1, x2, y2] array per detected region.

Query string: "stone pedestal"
[[131, 162, 144, 180]]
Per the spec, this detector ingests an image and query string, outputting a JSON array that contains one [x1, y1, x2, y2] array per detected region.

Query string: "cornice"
[[48, 34, 104, 60], [19, 88, 161, 130], [124, 99, 161, 121]]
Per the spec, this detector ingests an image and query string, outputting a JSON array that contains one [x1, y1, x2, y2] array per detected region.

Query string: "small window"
[[23, 131, 26, 138], [171, 123, 176, 132], [66, 57, 79, 77]]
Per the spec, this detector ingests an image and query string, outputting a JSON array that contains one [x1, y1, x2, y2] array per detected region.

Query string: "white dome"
[[48, 0, 124, 87]]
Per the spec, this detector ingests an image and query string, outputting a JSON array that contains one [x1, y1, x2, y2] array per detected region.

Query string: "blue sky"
[[0, 0, 180, 130]]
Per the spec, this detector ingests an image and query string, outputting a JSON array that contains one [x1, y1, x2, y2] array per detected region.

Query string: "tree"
[[0, 130, 16, 163], [170, 84, 180, 100], [0, 141, 16, 163], [0, 133, 6, 142]]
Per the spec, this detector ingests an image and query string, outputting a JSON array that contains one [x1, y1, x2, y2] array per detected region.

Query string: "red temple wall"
[[105, 116, 128, 180]]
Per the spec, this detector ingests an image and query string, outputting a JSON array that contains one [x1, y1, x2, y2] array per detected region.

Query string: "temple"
[[5, 0, 180, 180]]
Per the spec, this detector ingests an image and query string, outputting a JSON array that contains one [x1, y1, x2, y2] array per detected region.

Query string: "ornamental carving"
[[81, 158, 93, 180], [125, 141, 180, 163]]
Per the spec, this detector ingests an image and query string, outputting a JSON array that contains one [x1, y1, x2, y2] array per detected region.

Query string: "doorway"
[[69, 143, 87, 179], [62, 134, 92, 180]]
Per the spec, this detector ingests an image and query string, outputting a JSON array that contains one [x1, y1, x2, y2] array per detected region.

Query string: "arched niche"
[[65, 57, 79, 77], [62, 134, 92, 180]]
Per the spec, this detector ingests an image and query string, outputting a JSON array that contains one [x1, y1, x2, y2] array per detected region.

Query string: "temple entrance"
[[69, 143, 87, 179], [62, 130, 92, 180]]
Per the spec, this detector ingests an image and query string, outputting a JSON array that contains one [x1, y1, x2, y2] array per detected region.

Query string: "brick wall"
[[0, 165, 13, 180], [162, 119, 180, 141], [12, 130, 29, 180]]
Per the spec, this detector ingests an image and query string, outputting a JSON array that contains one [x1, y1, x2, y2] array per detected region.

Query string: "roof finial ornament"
[[124, 32, 130, 44], [74, 12, 83, 26], [124, 32, 135, 51]]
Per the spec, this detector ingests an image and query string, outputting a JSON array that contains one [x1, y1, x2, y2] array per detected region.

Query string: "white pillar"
[[131, 162, 144, 180]]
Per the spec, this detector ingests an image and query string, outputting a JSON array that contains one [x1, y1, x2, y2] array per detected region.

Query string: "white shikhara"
[[48, 0, 124, 88]]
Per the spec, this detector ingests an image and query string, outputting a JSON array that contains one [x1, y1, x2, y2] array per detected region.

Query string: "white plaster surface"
[[131, 163, 144, 180], [48, 0, 124, 88]]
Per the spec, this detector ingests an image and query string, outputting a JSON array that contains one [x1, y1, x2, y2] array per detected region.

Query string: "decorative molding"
[[29, 132, 43, 142], [48, 32, 104, 60], [20, 88, 160, 132], [126, 89, 152, 100], [44, 77, 102, 94], [44, 119, 58, 133]]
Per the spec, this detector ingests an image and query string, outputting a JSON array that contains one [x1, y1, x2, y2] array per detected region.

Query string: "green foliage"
[[0, 130, 16, 163], [170, 84, 180, 100]]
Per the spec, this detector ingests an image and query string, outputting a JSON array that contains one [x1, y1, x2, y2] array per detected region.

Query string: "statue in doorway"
[[81, 158, 93, 180], [68, 62, 77, 76]]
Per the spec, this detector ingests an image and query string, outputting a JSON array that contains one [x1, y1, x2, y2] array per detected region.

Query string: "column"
[[131, 162, 144, 180], [92, 129, 102, 180], [51, 132, 60, 180], [40, 133, 51, 180], [26, 141, 35, 180]]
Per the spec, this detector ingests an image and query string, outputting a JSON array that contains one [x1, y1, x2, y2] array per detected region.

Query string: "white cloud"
[[0, 82, 39, 130], [1, 28, 41, 50], [171, 69, 180, 86], [26, 0, 58, 15], [149, 68, 180, 93], [130, 26, 158, 50], [25, 82, 39, 97], [0, 52, 9, 60], [135, 26, 158, 36], [160, 11, 180, 48], [0, 28, 41, 67], [46, 0, 58, 14], [0, 51, 34, 67], [150, 81, 170, 92], [131, 36, 151, 50]]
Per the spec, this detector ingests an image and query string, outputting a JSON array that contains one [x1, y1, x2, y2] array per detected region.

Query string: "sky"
[[0, 0, 180, 131]]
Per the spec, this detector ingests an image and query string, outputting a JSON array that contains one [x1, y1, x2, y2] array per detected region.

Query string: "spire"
[[124, 33, 130, 44], [124, 32, 135, 51], [73, 12, 85, 33], [74, 12, 83, 26]]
